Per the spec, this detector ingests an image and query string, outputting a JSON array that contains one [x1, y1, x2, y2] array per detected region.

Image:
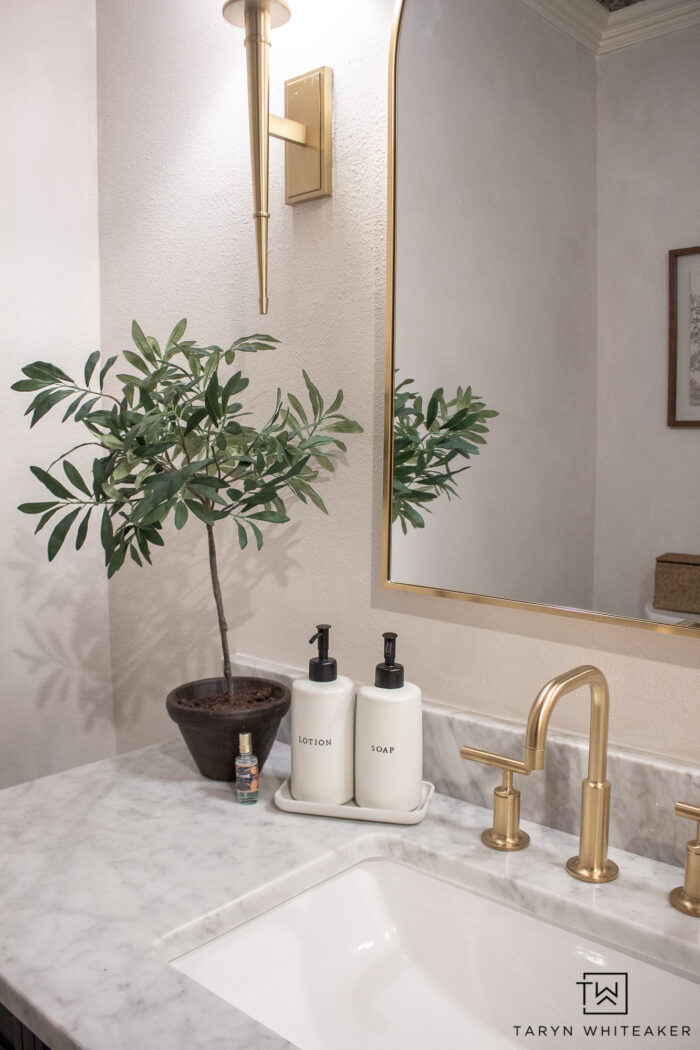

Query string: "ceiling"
[[596, 0, 646, 9]]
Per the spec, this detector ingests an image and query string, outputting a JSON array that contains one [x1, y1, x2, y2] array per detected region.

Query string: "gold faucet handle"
[[675, 801, 700, 831], [459, 746, 529, 776], [670, 801, 700, 918], [459, 746, 530, 851]]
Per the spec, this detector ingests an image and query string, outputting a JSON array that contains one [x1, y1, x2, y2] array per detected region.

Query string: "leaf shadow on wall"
[[7, 529, 114, 732], [111, 519, 304, 733]]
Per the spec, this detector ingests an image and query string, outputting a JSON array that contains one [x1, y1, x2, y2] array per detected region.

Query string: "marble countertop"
[[0, 740, 698, 1050]]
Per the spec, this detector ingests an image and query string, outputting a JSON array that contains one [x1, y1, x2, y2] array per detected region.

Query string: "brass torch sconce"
[[222, 0, 333, 314]]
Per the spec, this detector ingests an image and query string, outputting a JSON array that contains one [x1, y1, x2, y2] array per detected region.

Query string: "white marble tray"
[[273, 778, 434, 824]]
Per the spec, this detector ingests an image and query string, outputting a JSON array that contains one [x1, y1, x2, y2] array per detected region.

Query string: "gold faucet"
[[524, 665, 618, 884], [460, 665, 619, 884], [670, 801, 700, 917]]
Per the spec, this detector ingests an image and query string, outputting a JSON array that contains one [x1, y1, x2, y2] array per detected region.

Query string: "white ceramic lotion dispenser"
[[355, 632, 423, 811], [291, 625, 355, 804]]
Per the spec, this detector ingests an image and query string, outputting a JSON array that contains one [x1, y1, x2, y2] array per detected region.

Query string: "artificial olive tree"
[[392, 376, 497, 533], [12, 320, 362, 698]]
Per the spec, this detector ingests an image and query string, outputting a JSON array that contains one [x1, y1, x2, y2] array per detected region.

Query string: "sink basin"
[[169, 850, 699, 1050]]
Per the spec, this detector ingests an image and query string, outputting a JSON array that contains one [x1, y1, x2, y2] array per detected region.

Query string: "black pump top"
[[374, 631, 404, 689], [309, 624, 337, 682]]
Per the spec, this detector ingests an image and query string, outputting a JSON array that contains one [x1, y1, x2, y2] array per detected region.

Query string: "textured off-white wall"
[[97, 0, 700, 764], [0, 0, 116, 788], [594, 26, 700, 619], [391, 0, 598, 609]]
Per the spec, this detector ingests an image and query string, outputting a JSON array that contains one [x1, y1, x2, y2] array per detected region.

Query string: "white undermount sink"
[[169, 847, 699, 1050]]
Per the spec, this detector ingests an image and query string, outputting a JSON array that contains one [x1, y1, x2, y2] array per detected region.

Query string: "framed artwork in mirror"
[[668, 246, 700, 428]]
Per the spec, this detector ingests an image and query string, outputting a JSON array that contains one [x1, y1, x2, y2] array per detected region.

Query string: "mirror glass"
[[386, 0, 700, 627]]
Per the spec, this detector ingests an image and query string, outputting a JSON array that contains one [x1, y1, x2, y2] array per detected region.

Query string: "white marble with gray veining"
[[0, 736, 699, 1050], [235, 654, 700, 865]]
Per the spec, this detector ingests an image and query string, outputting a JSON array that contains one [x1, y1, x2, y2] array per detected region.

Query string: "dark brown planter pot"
[[166, 676, 291, 781]]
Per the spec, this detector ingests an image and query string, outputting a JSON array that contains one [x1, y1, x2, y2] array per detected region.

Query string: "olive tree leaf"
[[84, 351, 100, 386], [184, 407, 208, 435], [248, 510, 289, 523], [132, 320, 157, 363], [21, 361, 74, 385], [322, 418, 363, 434], [98, 355, 118, 389], [204, 372, 220, 422], [202, 351, 221, 390], [63, 461, 92, 497], [28, 389, 74, 427], [287, 392, 308, 424], [302, 370, 323, 419], [135, 530, 153, 563], [166, 318, 188, 351], [100, 507, 114, 550], [75, 509, 92, 550], [236, 522, 248, 550], [47, 508, 81, 561], [184, 500, 219, 525], [326, 389, 344, 414], [297, 482, 327, 514], [11, 379, 47, 392], [174, 502, 189, 530], [247, 521, 263, 550], [122, 350, 150, 375], [29, 466, 73, 500], [18, 501, 60, 514], [62, 394, 86, 421], [107, 545, 127, 578], [35, 506, 62, 533]]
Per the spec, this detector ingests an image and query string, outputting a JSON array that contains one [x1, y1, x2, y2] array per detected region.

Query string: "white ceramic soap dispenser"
[[355, 632, 423, 811], [290, 625, 355, 804]]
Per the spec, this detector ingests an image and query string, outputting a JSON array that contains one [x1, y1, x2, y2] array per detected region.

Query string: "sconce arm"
[[269, 114, 313, 147]]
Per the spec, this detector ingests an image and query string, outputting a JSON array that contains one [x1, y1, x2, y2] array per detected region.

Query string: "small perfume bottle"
[[235, 732, 259, 804]]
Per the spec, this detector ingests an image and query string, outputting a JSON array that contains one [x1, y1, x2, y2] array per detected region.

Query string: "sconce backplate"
[[282, 66, 332, 205]]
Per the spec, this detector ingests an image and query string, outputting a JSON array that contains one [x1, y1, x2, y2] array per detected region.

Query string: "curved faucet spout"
[[524, 665, 618, 884], [524, 665, 610, 783]]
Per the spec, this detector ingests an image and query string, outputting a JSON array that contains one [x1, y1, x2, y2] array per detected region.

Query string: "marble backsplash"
[[422, 701, 700, 867], [233, 654, 700, 866]]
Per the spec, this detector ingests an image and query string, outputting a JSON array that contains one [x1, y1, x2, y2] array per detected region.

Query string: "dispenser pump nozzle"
[[375, 631, 405, 689], [308, 624, 337, 682]]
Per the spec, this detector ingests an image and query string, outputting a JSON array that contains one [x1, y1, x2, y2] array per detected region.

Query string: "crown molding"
[[600, 0, 700, 53], [515, 0, 700, 54], [515, 0, 606, 52]]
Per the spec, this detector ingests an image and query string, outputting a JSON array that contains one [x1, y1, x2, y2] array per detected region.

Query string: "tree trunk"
[[206, 524, 234, 700]]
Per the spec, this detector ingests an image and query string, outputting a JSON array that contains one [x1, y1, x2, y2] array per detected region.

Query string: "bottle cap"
[[374, 631, 404, 689], [309, 624, 337, 682], [239, 732, 252, 754]]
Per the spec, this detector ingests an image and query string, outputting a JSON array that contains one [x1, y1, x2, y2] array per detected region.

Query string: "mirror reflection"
[[387, 0, 700, 626]]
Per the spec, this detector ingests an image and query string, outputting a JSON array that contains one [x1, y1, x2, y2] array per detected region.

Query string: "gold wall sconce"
[[222, 0, 333, 314]]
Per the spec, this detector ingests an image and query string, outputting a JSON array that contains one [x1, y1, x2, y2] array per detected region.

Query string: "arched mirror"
[[383, 0, 700, 634]]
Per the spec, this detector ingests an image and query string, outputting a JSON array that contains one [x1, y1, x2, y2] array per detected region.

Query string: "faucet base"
[[482, 828, 530, 851], [566, 856, 619, 883], [669, 886, 700, 918]]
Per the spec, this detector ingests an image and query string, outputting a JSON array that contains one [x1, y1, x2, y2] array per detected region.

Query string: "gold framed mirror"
[[382, 0, 700, 637]]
